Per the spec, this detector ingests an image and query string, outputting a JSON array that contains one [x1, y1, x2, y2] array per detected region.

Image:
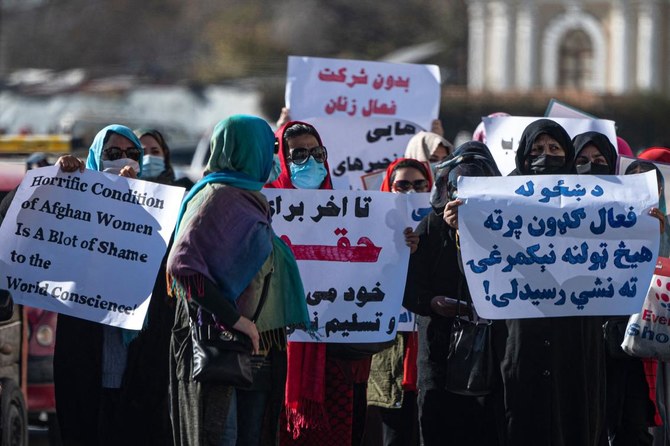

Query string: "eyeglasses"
[[288, 146, 328, 165], [103, 146, 141, 161], [392, 179, 429, 192]]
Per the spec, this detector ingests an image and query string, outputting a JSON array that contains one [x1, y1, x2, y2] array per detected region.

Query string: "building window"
[[558, 30, 593, 90]]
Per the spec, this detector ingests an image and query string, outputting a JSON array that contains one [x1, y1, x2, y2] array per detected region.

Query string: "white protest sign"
[[395, 192, 431, 331], [0, 166, 184, 329], [306, 116, 423, 190], [458, 172, 659, 319], [286, 56, 440, 130], [545, 98, 597, 120], [483, 117, 617, 176], [263, 189, 413, 342]]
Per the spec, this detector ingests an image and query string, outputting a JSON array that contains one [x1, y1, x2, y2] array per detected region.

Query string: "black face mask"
[[528, 154, 565, 175], [576, 162, 610, 175]]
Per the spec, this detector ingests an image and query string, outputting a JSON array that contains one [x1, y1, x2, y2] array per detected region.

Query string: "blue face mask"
[[141, 154, 165, 178], [266, 154, 282, 184], [289, 157, 327, 189]]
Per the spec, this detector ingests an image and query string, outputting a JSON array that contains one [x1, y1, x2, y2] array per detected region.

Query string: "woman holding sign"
[[53, 124, 147, 445], [444, 119, 607, 446], [403, 141, 500, 446], [366, 157, 432, 446]]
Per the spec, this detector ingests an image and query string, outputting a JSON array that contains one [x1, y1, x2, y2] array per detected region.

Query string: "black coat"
[[403, 211, 499, 446]]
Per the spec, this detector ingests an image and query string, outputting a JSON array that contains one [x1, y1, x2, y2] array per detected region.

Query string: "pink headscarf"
[[616, 137, 634, 157]]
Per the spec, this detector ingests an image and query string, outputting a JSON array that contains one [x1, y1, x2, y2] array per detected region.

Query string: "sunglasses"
[[103, 146, 141, 161], [393, 179, 429, 192], [288, 146, 328, 165]]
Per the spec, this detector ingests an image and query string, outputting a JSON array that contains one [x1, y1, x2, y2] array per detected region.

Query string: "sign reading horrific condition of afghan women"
[[458, 172, 660, 319], [0, 166, 184, 329]]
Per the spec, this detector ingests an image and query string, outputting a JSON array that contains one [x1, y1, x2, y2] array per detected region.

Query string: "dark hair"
[[284, 123, 319, 145], [389, 159, 430, 184], [134, 128, 172, 169], [625, 160, 664, 186]]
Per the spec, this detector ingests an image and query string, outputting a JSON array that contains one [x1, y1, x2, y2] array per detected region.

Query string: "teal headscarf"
[[175, 115, 275, 232], [86, 124, 144, 176]]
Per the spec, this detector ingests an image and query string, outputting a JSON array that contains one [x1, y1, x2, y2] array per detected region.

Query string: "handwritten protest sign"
[[305, 116, 423, 190], [263, 189, 413, 342], [0, 166, 184, 329], [286, 56, 440, 130], [458, 172, 659, 319], [483, 116, 617, 175]]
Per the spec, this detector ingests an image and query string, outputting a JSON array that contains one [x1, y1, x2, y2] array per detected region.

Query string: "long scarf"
[[167, 115, 309, 334]]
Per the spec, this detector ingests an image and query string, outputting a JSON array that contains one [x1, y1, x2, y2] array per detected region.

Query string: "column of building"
[[635, 0, 661, 92], [487, 0, 513, 92], [515, 0, 537, 92], [467, 0, 487, 92]]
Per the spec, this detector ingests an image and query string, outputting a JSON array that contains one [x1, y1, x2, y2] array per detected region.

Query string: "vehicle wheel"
[[0, 379, 28, 446]]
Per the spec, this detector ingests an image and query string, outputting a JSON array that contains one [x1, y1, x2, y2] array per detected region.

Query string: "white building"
[[466, 0, 669, 95]]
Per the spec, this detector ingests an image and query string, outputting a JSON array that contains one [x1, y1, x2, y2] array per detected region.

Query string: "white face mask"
[[103, 158, 140, 176]]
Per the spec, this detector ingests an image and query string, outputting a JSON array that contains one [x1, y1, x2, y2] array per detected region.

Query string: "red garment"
[[380, 159, 428, 392], [379, 158, 433, 192], [616, 136, 634, 157], [402, 331, 418, 392], [638, 147, 670, 165], [281, 357, 355, 445], [284, 342, 328, 437], [266, 120, 333, 190], [643, 358, 663, 426], [266, 121, 340, 441]]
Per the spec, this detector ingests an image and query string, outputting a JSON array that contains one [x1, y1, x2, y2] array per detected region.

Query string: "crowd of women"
[[5, 110, 669, 446]]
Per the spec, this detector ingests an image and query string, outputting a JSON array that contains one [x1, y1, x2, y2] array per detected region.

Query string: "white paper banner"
[[484, 116, 617, 176], [0, 166, 184, 329], [458, 172, 659, 319], [286, 56, 440, 130], [263, 189, 414, 342], [305, 116, 423, 190]]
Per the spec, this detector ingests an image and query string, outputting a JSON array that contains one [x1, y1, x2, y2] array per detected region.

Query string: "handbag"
[[445, 301, 495, 396], [621, 257, 670, 360], [191, 270, 272, 386]]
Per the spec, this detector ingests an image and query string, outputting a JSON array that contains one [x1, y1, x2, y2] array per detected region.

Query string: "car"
[[1, 155, 61, 445]]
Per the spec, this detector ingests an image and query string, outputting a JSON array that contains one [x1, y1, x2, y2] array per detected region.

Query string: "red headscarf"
[[380, 157, 433, 192], [265, 120, 333, 190], [639, 147, 670, 164]]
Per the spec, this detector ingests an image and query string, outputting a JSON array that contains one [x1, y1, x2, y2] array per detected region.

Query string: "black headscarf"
[[513, 119, 575, 175], [572, 131, 617, 175], [431, 141, 500, 214]]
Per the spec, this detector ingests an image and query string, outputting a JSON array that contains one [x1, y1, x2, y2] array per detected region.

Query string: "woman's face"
[[140, 135, 165, 158], [529, 134, 565, 157], [391, 166, 429, 193], [286, 134, 320, 165], [575, 144, 607, 167], [429, 144, 450, 163], [102, 134, 140, 161], [525, 133, 566, 174]]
